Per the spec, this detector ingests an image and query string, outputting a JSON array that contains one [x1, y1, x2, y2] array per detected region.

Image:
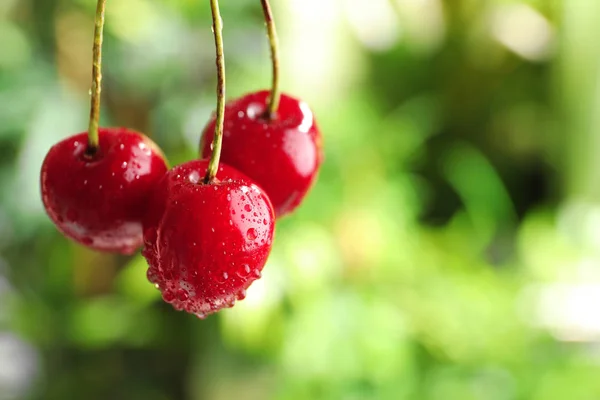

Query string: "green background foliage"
[[2, 0, 600, 399]]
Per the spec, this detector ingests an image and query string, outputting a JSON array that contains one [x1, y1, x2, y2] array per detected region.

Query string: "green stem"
[[86, 0, 106, 155], [205, 0, 226, 183], [260, 0, 280, 119]]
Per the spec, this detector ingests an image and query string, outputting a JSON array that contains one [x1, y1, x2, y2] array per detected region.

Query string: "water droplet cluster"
[[142, 159, 275, 317]]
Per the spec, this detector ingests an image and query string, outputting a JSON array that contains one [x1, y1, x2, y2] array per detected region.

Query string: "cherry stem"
[[86, 0, 107, 155], [260, 0, 280, 119], [205, 0, 226, 183]]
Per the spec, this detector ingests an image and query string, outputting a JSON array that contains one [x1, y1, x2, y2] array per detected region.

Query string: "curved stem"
[[205, 0, 226, 183], [260, 0, 280, 119], [86, 0, 107, 155]]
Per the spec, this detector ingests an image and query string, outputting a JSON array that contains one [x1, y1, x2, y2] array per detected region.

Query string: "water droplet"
[[252, 269, 262, 278], [237, 264, 251, 278], [223, 272, 229, 280], [211, 228, 215, 233], [229, 220, 233, 226], [244, 204, 252, 212], [121, 161, 128, 169], [195, 312, 207, 320], [226, 194, 231, 201], [83, 180, 88, 185], [177, 289, 189, 302], [246, 228, 257, 241], [147, 270, 159, 283], [263, 219, 268, 225], [119, 144, 125, 150], [236, 289, 247, 300], [188, 171, 200, 184], [163, 290, 175, 303], [238, 111, 245, 118]]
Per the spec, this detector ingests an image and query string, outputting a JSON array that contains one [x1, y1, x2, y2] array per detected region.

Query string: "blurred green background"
[[2, 0, 600, 399]]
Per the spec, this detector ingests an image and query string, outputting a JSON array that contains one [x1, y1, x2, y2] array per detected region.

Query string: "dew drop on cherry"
[[246, 228, 257, 241], [188, 171, 200, 184], [163, 290, 175, 303], [177, 289, 189, 302]]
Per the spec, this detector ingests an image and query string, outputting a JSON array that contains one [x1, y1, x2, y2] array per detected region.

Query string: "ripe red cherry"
[[142, 159, 275, 318], [200, 90, 323, 218], [40, 127, 168, 254]]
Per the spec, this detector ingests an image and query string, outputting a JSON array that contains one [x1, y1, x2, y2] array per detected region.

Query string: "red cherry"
[[142, 159, 275, 318], [40, 127, 168, 254], [200, 90, 323, 218]]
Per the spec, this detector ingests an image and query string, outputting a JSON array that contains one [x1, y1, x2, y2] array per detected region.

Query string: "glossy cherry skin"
[[200, 90, 323, 218], [142, 159, 275, 318], [40, 127, 168, 254]]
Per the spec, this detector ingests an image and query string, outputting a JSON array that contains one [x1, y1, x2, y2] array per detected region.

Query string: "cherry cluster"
[[39, 0, 322, 319]]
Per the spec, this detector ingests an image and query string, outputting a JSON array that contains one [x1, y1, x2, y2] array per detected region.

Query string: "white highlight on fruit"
[[297, 102, 313, 134]]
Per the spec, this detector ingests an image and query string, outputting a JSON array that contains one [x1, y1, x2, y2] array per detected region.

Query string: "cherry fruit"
[[200, 90, 323, 218], [40, 127, 168, 254], [142, 159, 275, 318]]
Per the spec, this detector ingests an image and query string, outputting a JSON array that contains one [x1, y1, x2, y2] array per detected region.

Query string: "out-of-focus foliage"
[[2, 0, 600, 399]]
